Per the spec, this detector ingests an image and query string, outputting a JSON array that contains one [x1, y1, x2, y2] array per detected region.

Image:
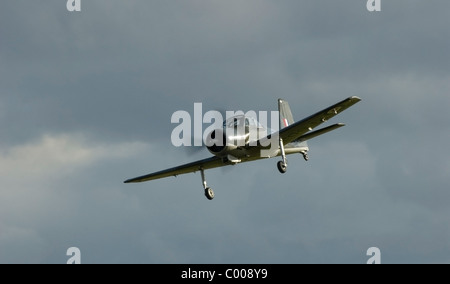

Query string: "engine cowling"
[[206, 128, 250, 157], [206, 129, 228, 155]]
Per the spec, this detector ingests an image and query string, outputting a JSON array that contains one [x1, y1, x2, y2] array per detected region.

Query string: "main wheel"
[[205, 187, 215, 200], [277, 161, 287, 174], [302, 152, 309, 161]]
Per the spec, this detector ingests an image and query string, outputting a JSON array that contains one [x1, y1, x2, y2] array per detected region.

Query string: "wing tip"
[[349, 96, 362, 102]]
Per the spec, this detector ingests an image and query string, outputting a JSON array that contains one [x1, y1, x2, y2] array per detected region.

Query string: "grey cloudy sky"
[[1, 0, 449, 263]]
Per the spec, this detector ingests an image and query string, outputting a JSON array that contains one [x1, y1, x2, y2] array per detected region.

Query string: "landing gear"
[[277, 137, 288, 174], [277, 161, 287, 173], [301, 151, 309, 161], [205, 187, 215, 200], [200, 168, 214, 200]]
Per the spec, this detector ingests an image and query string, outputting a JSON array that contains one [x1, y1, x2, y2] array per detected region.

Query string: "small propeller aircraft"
[[124, 96, 361, 200]]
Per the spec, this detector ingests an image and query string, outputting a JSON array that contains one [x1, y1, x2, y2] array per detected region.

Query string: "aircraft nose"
[[206, 129, 226, 153]]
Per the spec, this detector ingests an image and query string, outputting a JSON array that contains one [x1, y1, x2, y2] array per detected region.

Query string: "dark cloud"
[[1, 0, 449, 264]]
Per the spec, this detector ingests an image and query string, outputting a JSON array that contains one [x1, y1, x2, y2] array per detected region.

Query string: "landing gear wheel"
[[277, 161, 287, 174], [205, 187, 215, 200], [302, 152, 309, 161]]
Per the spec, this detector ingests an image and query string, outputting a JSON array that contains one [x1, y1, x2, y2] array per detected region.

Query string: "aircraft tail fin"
[[278, 99, 295, 130], [278, 99, 308, 150]]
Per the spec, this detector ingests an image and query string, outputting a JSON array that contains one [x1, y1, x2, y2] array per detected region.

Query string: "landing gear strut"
[[277, 138, 288, 174], [200, 168, 214, 200]]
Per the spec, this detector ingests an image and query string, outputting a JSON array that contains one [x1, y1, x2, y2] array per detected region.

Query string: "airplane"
[[124, 96, 361, 200]]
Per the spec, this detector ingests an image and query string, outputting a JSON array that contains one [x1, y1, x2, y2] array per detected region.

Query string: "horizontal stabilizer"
[[295, 123, 345, 142], [272, 96, 361, 145]]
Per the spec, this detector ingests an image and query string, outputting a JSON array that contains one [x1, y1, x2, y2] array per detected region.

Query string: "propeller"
[[182, 107, 235, 174], [184, 107, 228, 156]]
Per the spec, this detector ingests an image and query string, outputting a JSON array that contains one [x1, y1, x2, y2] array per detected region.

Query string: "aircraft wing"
[[124, 156, 224, 183], [277, 96, 361, 144]]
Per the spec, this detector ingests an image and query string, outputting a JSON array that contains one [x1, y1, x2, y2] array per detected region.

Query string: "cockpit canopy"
[[222, 115, 264, 129]]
